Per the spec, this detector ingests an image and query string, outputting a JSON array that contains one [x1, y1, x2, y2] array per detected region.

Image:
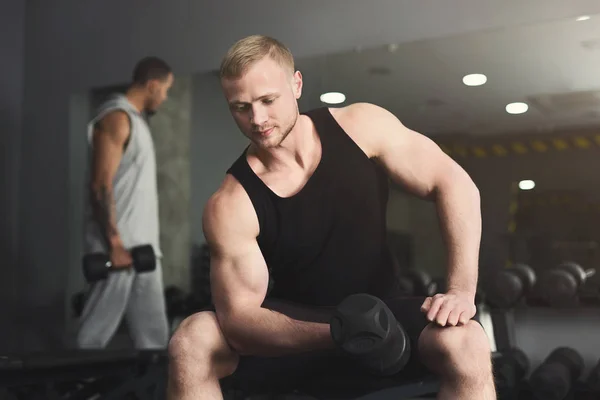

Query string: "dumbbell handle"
[[584, 269, 596, 278], [104, 260, 133, 269]]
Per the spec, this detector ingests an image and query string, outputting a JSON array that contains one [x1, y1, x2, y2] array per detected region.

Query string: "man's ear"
[[293, 70, 303, 99], [147, 79, 159, 94]]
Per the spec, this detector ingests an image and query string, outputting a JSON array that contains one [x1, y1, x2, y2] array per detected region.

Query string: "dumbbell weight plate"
[[540, 269, 579, 306], [131, 245, 156, 273], [487, 270, 525, 308], [493, 348, 529, 393], [511, 264, 536, 292], [82, 253, 110, 283], [558, 262, 588, 287], [586, 358, 600, 392], [530, 347, 584, 400], [330, 293, 411, 376]]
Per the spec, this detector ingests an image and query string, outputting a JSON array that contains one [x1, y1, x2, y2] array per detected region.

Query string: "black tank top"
[[227, 107, 401, 306]]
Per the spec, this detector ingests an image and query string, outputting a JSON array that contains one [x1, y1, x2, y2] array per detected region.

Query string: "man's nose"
[[251, 105, 268, 127]]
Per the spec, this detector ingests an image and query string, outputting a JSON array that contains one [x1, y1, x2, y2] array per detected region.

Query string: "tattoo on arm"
[[89, 111, 131, 248], [92, 184, 119, 246]]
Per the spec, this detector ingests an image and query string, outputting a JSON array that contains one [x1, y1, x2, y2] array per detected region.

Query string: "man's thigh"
[[220, 296, 433, 396]]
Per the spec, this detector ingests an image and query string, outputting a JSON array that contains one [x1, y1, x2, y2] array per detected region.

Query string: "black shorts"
[[219, 296, 437, 398]]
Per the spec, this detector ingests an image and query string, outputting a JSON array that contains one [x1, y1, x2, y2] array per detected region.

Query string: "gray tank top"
[[83, 94, 162, 258]]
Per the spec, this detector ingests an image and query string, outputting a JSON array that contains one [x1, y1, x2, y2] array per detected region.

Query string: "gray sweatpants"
[[76, 259, 169, 349]]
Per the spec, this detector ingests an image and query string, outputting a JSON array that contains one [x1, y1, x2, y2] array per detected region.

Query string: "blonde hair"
[[220, 35, 295, 79]]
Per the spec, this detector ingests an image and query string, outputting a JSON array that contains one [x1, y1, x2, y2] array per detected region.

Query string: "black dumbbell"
[[539, 262, 596, 307], [493, 348, 529, 399], [578, 357, 600, 399], [82, 244, 156, 283], [486, 264, 536, 308], [398, 269, 437, 296], [330, 293, 410, 376], [528, 347, 584, 400]]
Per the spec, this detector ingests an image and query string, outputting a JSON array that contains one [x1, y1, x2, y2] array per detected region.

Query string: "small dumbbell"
[[82, 244, 156, 283], [493, 348, 529, 399], [579, 357, 600, 399], [528, 347, 584, 400], [539, 262, 596, 307], [486, 264, 536, 308]]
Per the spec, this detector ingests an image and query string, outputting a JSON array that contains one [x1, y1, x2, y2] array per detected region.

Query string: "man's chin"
[[253, 138, 280, 149]]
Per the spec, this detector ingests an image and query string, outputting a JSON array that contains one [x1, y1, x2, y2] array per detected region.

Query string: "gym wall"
[[387, 188, 446, 278], [190, 71, 247, 244], [148, 75, 192, 291], [0, 0, 25, 353]]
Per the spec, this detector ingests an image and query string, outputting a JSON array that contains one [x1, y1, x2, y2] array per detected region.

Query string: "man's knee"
[[418, 320, 492, 378], [168, 311, 239, 379]]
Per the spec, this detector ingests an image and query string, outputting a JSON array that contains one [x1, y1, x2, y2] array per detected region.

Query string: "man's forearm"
[[91, 183, 122, 248], [221, 306, 334, 357], [435, 175, 481, 298]]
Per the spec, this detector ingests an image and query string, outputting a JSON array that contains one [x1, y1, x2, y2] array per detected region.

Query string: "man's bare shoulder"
[[94, 110, 131, 143], [329, 102, 396, 127], [202, 174, 259, 244], [328, 103, 400, 157]]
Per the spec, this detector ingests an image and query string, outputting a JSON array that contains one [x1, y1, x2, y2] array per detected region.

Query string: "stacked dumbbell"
[[493, 347, 530, 400], [486, 264, 537, 309], [82, 244, 156, 283], [538, 262, 596, 307], [525, 347, 584, 400], [578, 357, 600, 399]]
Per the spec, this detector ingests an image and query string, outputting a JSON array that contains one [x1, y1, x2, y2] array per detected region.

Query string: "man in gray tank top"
[[77, 57, 174, 349]]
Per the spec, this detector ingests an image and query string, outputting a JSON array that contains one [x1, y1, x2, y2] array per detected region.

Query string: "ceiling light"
[[576, 15, 591, 21], [506, 102, 529, 115], [519, 180, 535, 191], [320, 92, 346, 104], [462, 74, 487, 87]]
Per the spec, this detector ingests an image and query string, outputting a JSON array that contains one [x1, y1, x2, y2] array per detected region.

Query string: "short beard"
[[255, 112, 298, 149]]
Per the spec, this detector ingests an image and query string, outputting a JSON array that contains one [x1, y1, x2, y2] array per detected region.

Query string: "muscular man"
[[168, 36, 495, 399], [77, 57, 173, 349]]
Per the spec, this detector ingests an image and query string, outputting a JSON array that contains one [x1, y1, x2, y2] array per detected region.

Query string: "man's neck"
[[125, 87, 146, 114], [252, 116, 318, 172]]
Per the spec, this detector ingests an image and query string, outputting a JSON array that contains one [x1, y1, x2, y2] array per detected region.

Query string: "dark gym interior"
[[3, 1, 600, 399]]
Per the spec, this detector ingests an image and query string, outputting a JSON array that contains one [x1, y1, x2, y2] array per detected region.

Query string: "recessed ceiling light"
[[506, 102, 529, 115], [462, 73, 487, 86], [519, 180, 535, 191], [576, 15, 591, 21], [320, 92, 346, 104]]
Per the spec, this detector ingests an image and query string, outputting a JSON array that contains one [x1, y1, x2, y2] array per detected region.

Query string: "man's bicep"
[[209, 240, 270, 317], [202, 191, 269, 320], [90, 111, 130, 186]]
